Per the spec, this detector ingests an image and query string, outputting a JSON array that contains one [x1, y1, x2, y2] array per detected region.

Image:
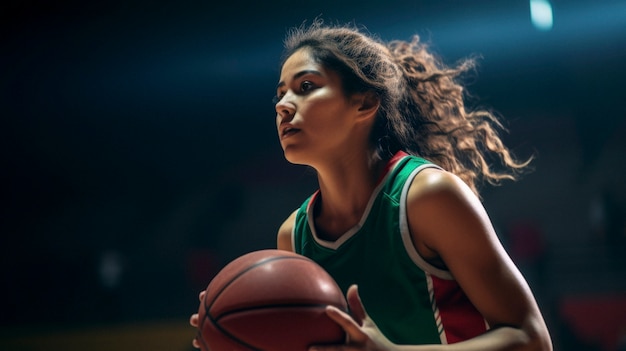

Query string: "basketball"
[[195, 249, 348, 351]]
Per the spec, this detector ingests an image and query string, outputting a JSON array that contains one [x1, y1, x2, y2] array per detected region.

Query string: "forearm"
[[395, 326, 550, 351]]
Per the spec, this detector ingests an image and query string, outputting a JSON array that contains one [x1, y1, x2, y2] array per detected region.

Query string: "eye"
[[300, 80, 315, 93]]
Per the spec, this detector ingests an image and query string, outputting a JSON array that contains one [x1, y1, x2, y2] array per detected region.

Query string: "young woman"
[[191, 20, 553, 350]]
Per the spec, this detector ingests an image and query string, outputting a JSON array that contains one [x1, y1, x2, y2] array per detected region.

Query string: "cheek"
[[305, 96, 350, 127], [320, 106, 351, 129]]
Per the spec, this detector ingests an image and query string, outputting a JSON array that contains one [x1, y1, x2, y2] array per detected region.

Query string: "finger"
[[346, 285, 367, 324], [190, 313, 199, 327], [192, 337, 200, 349], [198, 290, 206, 301], [325, 305, 368, 344]]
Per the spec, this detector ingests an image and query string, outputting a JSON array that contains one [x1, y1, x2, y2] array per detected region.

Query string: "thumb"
[[346, 284, 367, 324]]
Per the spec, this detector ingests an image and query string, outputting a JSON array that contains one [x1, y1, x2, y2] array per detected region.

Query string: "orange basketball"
[[196, 249, 347, 351]]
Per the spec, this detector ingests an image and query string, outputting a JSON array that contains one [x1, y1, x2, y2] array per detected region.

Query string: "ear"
[[352, 91, 380, 121]]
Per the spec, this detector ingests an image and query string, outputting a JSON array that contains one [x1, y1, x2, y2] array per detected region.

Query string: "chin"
[[283, 152, 304, 166], [282, 148, 311, 166]]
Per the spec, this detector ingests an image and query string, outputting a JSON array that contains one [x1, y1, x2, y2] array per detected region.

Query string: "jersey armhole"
[[399, 164, 454, 280]]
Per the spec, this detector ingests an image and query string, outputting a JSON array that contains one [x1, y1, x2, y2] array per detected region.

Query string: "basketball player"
[[191, 20, 553, 350]]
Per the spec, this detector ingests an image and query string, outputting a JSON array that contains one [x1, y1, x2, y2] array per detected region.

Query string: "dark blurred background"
[[1, 0, 625, 350]]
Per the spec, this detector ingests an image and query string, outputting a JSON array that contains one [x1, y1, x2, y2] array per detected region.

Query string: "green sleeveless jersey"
[[291, 152, 488, 345]]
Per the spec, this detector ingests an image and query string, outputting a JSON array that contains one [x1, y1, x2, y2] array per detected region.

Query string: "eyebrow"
[[276, 70, 323, 90]]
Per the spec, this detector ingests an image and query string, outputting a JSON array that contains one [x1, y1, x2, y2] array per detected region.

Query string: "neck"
[[312, 150, 387, 241]]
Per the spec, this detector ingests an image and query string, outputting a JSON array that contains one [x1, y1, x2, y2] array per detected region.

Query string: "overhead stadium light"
[[530, 0, 554, 31]]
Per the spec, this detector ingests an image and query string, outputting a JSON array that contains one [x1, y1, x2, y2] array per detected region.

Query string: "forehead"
[[279, 48, 320, 78]]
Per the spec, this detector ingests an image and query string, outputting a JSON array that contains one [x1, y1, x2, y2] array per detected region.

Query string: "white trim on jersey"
[[426, 273, 449, 344], [303, 156, 406, 251], [399, 163, 455, 280]]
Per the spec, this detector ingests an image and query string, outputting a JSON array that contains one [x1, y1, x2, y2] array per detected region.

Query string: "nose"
[[275, 94, 296, 121]]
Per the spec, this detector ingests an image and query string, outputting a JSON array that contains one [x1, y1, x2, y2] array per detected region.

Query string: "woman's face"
[[275, 48, 363, 166]]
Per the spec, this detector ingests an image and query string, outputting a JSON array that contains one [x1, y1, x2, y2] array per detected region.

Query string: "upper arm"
[[277, 209, 298, 252], [406, 168, 548, 338]]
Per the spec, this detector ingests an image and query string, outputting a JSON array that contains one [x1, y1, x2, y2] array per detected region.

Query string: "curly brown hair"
[[280, 19, 532, 196]]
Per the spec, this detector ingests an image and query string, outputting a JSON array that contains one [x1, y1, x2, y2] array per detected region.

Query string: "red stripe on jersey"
[[376, 151, 408, 184], [306, 190, 320, 212], [431, 275, 488, 343]]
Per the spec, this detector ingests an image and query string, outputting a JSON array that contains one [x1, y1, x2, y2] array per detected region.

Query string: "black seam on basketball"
[[207, 316, 264, 351], [196, 329, 210, 351], [202, 255, 315, 351], [201, 301, 264, 351], [214, 303, 331, 322], [197, 304, 212, 350], [206, 255, 314, 312], [208, 304, 331, 351]]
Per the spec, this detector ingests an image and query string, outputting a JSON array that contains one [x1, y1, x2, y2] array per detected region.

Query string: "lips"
[[281, 126, 300, 138]]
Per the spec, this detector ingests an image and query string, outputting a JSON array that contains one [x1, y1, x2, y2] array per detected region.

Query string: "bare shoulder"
[[408, 167, 486, 220], [408, 167, 475, 200], [277, 209, 298, 252], [406, 167, 496, 258]]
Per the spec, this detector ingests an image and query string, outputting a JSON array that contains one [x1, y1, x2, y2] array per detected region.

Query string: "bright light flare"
[[530, 0, 554, 31]]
